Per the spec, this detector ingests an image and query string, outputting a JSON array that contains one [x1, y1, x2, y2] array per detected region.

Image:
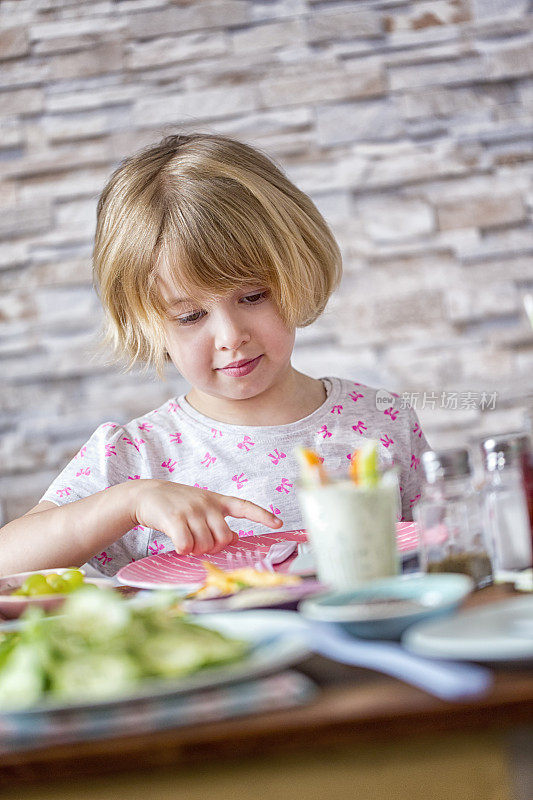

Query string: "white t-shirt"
[[41, 377, 430, 576]]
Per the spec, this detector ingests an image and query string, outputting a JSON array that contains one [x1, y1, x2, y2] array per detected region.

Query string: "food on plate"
[[11, 568, 87, 597], [187, 561, 301, 600], [0, 587, 248, 710]]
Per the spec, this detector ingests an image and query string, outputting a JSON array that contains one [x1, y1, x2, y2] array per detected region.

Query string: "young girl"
[[0, 133, 429, 577]]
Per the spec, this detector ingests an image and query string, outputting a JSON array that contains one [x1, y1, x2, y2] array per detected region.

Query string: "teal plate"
[[298, 573, 473, 640]]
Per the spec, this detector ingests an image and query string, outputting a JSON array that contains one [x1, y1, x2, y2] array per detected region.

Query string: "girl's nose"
[[214, 313, 251, 351]]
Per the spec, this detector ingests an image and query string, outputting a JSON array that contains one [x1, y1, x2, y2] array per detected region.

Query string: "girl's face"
[[158, 273, 296, 419]]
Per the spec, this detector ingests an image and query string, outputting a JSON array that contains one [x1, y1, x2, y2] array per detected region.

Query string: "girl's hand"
[[131, 480, 283, 555]]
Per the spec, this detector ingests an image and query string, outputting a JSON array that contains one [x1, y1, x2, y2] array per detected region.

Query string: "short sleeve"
[[40, 423, 146, 506], [400, 407, 431, 521]]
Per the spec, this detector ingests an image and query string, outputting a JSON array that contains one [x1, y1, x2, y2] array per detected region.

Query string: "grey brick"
[[0, 203, 53, 241]]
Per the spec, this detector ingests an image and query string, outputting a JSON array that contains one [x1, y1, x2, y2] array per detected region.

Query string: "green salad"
[[0, 587, 248, 710]]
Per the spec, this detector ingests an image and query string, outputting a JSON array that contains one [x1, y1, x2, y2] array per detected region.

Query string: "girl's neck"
[[185, 369, 327, 427]]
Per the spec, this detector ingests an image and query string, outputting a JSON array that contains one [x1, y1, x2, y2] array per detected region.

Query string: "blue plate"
[[298, 573, 473, 640]]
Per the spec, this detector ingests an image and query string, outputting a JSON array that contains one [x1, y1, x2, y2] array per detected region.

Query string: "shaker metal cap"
[[481, 431, 531, 471], [421, 448, 471, 483]]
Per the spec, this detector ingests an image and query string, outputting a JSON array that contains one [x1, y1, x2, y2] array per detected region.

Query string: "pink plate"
[[0, 569, 111, 620], [116, 523, 419, 590]]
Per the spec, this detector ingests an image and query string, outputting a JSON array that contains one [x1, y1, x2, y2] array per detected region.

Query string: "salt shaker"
[[414, 448, 492, 589], [481, 434, 533, 575]]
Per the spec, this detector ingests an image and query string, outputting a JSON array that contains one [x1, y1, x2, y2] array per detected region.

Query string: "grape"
[[45, 574, 68, 593], [61, 569, 84, 591], [20, 574, 54, 596]]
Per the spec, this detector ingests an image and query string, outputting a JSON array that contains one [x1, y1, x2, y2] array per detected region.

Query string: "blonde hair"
[[93, 132, 342, 374]]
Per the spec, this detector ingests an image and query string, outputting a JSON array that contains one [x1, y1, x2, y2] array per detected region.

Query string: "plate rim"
[[0, 609, 310, 717], [116, 523, 419, 589], [403, 596, 533, 662]]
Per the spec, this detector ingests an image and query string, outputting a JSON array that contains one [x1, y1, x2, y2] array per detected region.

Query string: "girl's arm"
[[0, 480, 282, 576]]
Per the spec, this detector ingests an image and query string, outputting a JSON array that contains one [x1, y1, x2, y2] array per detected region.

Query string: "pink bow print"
[[161, 459, 177, 472], [276, 478, 293, 494], [211, 428, 223, 438], [381, 434, 394, 448], [138, 422, 153, 432], [56, 487, 72, 498], [269, 504, 281, 515], [201, 452, 217, 467], [413, 423, 423, 439], [237, 435, 255, 452], [349, 391, 364, 402], [104, 444, 117, 457], [232, 472, 248, 490], [169, 432, 182, 444], [128, 474, 141, 480], [148, 540, 165, 555], [76, 468, 91, 477], [168, 401, 179, 412], [352, 421, 367, 435], [411, 455, 420, 470], [384, 407, 399, 421], [331, 404, 343, 414], [95, 551, 112, 565], [267, 449, 286, 465], [238, 529, 254, 537], [318, 425, 332, 439]]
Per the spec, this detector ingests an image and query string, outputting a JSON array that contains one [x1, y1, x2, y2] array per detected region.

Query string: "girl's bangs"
[[156, 207, 278, 303]]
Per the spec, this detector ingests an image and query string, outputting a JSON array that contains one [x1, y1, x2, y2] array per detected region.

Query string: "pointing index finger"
[[223, 496, 283, 530]]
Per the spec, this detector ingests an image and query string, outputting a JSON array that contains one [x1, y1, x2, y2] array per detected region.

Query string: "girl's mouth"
[[217, 355, 263, 377]]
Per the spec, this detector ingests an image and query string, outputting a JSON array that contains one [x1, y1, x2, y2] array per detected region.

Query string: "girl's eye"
[[176, 309, 206, 326], [241, 290, 268, 305]]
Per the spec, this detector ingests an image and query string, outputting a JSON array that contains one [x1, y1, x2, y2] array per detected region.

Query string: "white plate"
[[403, 596, 533, 662], [0, 610, 310, 717]]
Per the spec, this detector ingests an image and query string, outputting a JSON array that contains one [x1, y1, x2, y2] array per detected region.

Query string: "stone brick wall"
[[0, 0, 532, 521]]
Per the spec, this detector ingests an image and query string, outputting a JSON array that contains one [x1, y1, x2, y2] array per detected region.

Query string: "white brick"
[[128, 2, 250, 39], [231, 19, 302, 54], [355, 196, 435, 242], [127, 32, 228, 70], [471, 0, 528, 19], [30, 16, 125, 41], [259, 64, 385, 107], [306, 8, 383, 41], [133, 86, 257, 126], [389, 58, 486, 90], [316, 99, 402, 147]]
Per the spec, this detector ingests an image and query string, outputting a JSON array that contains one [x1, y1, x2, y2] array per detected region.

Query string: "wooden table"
[[1, 585, 531, 800]]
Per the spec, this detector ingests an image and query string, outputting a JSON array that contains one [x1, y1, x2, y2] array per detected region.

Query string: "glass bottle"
[[414, 448, 492, 589], [481, 434, 533, 575]]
